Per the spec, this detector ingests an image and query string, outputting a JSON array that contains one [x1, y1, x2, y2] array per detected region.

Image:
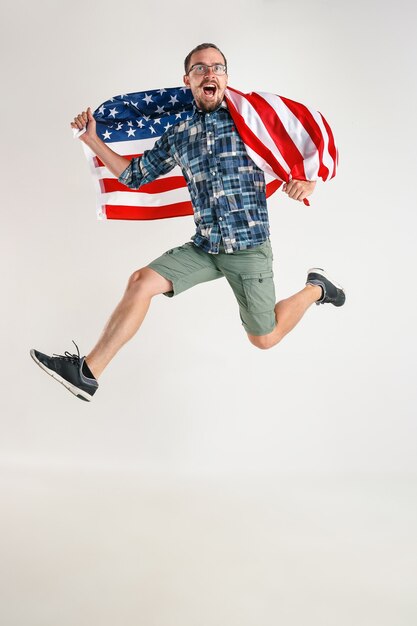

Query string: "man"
[[31, 43, 345, 402]]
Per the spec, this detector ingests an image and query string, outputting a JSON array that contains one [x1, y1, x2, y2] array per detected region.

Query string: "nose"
[[206, 64, 218, 76], [203, 68, 217, 82]]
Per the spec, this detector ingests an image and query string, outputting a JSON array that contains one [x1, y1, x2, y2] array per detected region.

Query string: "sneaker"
[[306, 268, 346, 307], [30, 341, 98, 401]]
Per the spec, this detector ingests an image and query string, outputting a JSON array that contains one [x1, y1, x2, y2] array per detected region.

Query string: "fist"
[[70, 107, 96, 140], [282, 179, 316, 202]]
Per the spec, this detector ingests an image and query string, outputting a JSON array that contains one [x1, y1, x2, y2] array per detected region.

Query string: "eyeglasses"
[[188, 63, 227, 76]]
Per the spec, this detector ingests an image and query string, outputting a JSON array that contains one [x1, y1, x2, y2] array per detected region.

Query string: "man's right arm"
[[71, 107, 130, 179]]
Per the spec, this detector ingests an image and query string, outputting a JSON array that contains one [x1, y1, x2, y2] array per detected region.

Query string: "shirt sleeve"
[[118, 132, 177, 189]]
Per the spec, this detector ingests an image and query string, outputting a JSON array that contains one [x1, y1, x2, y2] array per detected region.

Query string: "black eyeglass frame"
[[187, 63, 228, 76]]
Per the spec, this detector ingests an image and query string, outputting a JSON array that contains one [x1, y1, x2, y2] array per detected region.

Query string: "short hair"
[[184, 43, 227, 74]]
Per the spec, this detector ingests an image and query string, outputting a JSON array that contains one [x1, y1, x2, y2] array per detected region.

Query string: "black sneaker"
[[306, 268, 346, 307], [30, 341, 98, 401]]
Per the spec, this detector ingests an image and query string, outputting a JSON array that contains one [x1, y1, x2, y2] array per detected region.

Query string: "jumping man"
[[31, 43, 345, 401]]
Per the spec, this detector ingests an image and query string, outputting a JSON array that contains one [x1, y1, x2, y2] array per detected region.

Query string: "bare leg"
[[85, 267, 172, 378], [247, 284, 321, 350]]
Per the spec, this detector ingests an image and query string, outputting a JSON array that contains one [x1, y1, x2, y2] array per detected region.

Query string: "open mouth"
[[202, 84, 217, 98]]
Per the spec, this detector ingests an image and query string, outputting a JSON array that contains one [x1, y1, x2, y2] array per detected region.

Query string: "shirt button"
[[212, 171, 216, 176], [219, 217, 223, 221], [208, 150, 212, 154]]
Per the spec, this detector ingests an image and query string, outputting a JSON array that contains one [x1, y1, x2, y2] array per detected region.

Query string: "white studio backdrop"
[[0, 0, 417, 624]]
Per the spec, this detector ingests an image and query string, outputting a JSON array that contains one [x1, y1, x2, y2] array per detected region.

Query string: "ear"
[[183, 73, 190, 88]]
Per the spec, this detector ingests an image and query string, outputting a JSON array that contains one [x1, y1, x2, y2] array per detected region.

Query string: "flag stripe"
[[103, 201, 193, 221], [102, 187, 190, 207], [100, 176, 187, 195]]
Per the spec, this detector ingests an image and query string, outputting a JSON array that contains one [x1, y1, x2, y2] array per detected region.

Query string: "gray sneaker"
[[30, 341, 98, 401], [306, 268, 346, 307]]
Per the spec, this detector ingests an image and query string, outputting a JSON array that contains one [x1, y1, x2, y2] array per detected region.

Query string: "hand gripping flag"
[[80, 86, 338, 220]]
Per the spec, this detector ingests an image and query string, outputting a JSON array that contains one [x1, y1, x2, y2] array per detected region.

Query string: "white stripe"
[[225, 89, 291, 178], [81, 137, 159, 162], [98, 137, 160, 155], [100, 187, 190, 207], [258, 92, 321, 180]]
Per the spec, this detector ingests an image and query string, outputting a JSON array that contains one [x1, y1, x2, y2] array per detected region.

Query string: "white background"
[[1, 0, 416, 624]]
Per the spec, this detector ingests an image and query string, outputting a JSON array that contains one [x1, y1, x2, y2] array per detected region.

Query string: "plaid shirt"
[[118, 101, 270, 254]]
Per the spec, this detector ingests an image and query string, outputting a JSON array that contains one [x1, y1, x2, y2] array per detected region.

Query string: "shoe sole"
[[30, 349, 92, 402]]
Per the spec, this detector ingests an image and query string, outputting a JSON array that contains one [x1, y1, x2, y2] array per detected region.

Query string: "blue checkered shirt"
[[118, 101, 270, 254]]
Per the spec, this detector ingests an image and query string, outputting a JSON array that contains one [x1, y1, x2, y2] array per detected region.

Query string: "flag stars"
[[154, 118, 161, 125], [158, 88, 167, 96], [109, 107, 118, 118], [116, 122, 123, 130], [169, 95, 179, 105], [156, 105, 165, 114], [136, 120, 144, 128], [143, 93, 153, 104], [102, 130, 112, 140], [126, 128, 136, 137], [164, 121, 172, 131], [149, 126, 156, 134], [98, 105, 106, 116], [127, 121, 133, 126]]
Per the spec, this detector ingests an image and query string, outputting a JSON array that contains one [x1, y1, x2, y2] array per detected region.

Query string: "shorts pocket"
[[240, 270, 275, 313]]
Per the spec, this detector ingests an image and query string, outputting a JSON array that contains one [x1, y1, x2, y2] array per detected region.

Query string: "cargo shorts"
[[148, 240, 277, 336]]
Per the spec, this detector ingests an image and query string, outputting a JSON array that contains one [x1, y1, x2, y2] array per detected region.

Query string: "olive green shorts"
[[148, 240, 276, 336]]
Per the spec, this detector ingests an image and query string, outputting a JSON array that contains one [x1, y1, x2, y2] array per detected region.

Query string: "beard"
[[193, 82, 226, 112], [194, 95, 223, 112]]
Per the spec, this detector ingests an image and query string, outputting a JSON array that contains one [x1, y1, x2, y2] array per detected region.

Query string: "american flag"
[[81, 86, 338, 220]]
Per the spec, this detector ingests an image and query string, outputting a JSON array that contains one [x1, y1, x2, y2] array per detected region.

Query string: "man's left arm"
[[282, 180, 316, 202]]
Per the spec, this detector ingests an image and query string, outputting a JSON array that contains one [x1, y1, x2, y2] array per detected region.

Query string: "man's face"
[[183, 47, 228, 112]]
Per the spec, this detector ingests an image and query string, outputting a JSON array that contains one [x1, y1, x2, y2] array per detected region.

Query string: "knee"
[[247, 333, 277, 350], [128, 268, 144, 287], [127, 267, 153, 296]]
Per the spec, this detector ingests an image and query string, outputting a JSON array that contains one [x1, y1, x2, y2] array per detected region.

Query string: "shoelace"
[[53, 340, 81, 364]]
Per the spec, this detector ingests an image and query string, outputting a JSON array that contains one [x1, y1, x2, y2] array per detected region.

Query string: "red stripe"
[[99, 176, 187, 194], [225, 91, 290, 182], [244, 92, 307, 180], [103, 201, 194, 220]]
